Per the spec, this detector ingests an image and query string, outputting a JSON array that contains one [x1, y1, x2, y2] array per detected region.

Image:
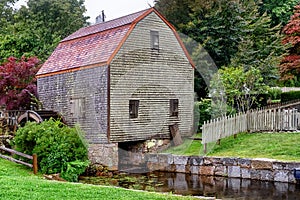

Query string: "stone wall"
[[145, 154, 300, 183], [88, 143, 118, 171], [118, 139, 171, 169]]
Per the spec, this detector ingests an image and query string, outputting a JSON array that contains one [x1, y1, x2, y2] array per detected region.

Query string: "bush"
[[12, 119, 89, 182], [281, 91, 300, 102], [195, 98, 236, 132], [195, 99, 212, 129], [255, 93, 270, 108], [268, 87, 282, 100]]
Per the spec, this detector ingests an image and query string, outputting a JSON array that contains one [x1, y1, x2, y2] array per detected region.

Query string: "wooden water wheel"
[[17, 110, 65, 126]]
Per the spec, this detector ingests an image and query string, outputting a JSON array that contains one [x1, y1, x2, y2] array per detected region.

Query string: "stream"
[[79, 172, 300, 199]]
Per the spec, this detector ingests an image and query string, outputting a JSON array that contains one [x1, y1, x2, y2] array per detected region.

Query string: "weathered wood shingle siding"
[[37, 66, 109, 144], [109, 12, 194, 142]]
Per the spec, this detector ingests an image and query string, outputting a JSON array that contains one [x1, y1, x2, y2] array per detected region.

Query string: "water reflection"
[[80, 172, 300, 199]]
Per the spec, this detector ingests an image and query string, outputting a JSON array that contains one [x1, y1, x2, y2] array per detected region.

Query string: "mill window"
[[150, 30, 159, 50], [170, 99, 179, 117], [129, 100, 139, 119]]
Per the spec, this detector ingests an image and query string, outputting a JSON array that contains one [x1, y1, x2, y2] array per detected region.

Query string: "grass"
[[0, 159, 200, 200], [163, 132, 300, 162], [209, 132, 300, 161], [163, 139, 202, 156], [3, 132, 300, 199]]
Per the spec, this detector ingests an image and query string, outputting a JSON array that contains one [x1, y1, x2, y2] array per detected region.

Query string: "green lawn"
[[163, 132, 300, 161], [0, 159, 199, 200], [3, 132, 300, 199]]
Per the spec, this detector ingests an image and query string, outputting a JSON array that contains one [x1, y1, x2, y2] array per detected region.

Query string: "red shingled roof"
[[37, 9, 150, 76], [37, 8, 193, 77], [62, 9, 149, 42]]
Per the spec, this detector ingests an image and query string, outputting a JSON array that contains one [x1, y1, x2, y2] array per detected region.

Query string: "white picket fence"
[[201, 108, 300, 145]]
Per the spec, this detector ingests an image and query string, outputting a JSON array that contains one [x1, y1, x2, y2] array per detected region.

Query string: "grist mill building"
[[36, 8, 194, 170]]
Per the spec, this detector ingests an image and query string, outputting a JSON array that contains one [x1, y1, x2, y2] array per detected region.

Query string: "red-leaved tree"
[[280, 4, 300, 81], [0, 56, 40, 110]]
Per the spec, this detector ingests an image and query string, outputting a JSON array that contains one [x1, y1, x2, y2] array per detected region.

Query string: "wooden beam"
[[33, 154, 38, 175], [0, 146, 32, 160], [0, 154, 33, 168]]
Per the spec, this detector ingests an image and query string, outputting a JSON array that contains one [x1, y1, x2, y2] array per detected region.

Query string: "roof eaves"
[[36, 61, 107, 78]]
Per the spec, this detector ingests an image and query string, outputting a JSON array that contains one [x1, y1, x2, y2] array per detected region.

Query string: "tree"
[[0, 56, 40, 110], [155, 0, 193, 30], [0, 0, 16, 33], [156, 0, 249, 98], [179, 0, 246, 68], [280, 4, 300, 84], [0, 0, 89, 63], [211, 66, 268, 113], [258, 0, 299, 26], [155, 0, 286, 87], [229, 1, 286, 86]]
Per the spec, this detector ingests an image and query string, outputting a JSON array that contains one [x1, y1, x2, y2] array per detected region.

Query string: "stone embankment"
[[146, 154, 300, 183]]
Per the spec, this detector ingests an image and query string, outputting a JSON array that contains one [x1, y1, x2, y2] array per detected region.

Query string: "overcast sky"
[[86, 0, 155, 23], [16, 0, 155, 23]]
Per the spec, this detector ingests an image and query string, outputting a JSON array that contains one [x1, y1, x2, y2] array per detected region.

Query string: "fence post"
[[33, 154, 38, 175], [203, 143, 207, 154]]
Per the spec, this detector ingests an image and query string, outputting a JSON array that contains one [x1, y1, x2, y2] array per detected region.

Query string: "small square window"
[[170, 99, 179, 117], [129, 100, 139, 119], [150, 30, 159, 50]]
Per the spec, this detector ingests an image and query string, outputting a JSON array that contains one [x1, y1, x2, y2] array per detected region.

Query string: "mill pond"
[[79, 171, 300, 199]]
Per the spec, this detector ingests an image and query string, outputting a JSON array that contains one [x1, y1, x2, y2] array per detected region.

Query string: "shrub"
[[195, 99, 212, 129], [268, 87, 282, 100], [281, 91, 300, 102], [12, 119, 89, 182]]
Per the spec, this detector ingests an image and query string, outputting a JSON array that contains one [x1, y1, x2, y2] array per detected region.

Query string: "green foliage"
[[195, 98, 236, 130], [12, 119, 88, 182], [61, 160, 90, 182], [267, 87, 282, 100], [229, 2, 286, 86], [195, 99, 211, 129], [281, 91, 300, 102], [0, 0, 89, 63], [194, 70, 208, 99], [211, 66, 269, 113], [0, 0, 15, 33], [155, 0, 194, 30], [259, 0, 299, 26], [155, 0, 287, 90], [181, 0, 245, 67], [281, 76, 300, 87]]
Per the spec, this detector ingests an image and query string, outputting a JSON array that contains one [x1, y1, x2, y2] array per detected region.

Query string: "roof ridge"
[[62, 8, 151, 42], [91, 8, 150, 27]]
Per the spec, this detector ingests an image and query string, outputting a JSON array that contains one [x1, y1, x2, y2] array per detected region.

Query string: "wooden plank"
[[0, 146, 32, 160], [169, 123, 183, 146], [0, 154, 33, 168], [201, 106, 300, 146]]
